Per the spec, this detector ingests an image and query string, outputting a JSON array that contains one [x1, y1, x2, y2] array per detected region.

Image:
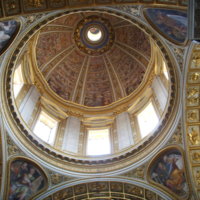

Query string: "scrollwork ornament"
[[195, 170, 200, 186], [192, 152, 200, 162], [48, 170, 74, 186], [188, 127, 200, 145], [168, 44, 185, 71], [7, 135, 23, 156], [22, 13, 46, 27], [25, 0, 45, 8], [111, 5, 141, 18], [145, 189, 156, 200], [122, 165, 145, 179], [168, 121, 182, 144]]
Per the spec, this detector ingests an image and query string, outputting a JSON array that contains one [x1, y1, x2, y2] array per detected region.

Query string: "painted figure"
[[9, 160, 45, 200], [151, 150, 188, 196]]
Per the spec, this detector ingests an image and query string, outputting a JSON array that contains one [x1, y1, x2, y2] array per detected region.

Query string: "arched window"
[[33, 111, 58, 145]]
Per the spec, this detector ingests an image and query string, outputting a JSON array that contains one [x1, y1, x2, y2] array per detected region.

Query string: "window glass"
[[13, 64, 24, 97], [33, 111, 57, 145], [87, 129, 110, 156], [137, 102, 159, 138]]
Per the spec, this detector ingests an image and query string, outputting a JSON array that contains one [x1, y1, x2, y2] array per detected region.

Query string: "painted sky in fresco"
[[0, 20, 19, 54]]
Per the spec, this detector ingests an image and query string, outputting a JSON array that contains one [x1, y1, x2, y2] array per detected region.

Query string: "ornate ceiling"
[[0, 0, 187, 19], [2, 1, 200, 200], [36, 12, 150, 107]]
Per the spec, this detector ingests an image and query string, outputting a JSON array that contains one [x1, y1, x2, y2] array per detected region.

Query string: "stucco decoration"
[[144, 8, 187, 44], [36, 11, 150, 107], [7, 157, 48, 200], [122, 165, 146, 179], [0, 20, 20, 55], [7, 135, 24, 156], [167, 121, 183, 145], [0, 0, 187, 18], [47, 170, 74, 186], [148, 147, 189, 199]]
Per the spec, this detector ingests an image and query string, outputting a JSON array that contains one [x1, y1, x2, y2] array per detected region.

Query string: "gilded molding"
[[185, 44, 200, 199]]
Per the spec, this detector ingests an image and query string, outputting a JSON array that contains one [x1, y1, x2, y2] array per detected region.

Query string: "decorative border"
[[0, 0, 187, 19], [2, 8, 179, 173], [184, 43, 200, 199]]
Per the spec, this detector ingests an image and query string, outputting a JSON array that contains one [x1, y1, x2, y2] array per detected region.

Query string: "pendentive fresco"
[[149, 147, 189, 199], [8, 158, 47, 200], [144, 8, 187, 44]]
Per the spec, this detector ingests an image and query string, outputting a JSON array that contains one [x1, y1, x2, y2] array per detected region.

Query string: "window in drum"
[[33, 111, 58, 145], [87, 129, 111, 156]]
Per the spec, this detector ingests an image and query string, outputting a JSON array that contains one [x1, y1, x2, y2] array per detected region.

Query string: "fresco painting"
[[145, 8, 187, 43], [0, 20, 19, 54], [150, 148, 188, 197], [8, 159, 46, 200]]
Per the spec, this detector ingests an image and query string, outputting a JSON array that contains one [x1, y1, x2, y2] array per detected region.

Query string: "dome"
[[6, 8, 176, 174], [36, 12, 150, 107], [0, 1, 197, 199]]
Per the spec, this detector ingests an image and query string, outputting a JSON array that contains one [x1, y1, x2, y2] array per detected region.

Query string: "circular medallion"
[[74, 15, 115, 56]]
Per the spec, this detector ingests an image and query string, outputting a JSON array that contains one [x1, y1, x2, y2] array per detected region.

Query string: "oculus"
[[74, 15, 115, 55], [87, 27, 102, 42]]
